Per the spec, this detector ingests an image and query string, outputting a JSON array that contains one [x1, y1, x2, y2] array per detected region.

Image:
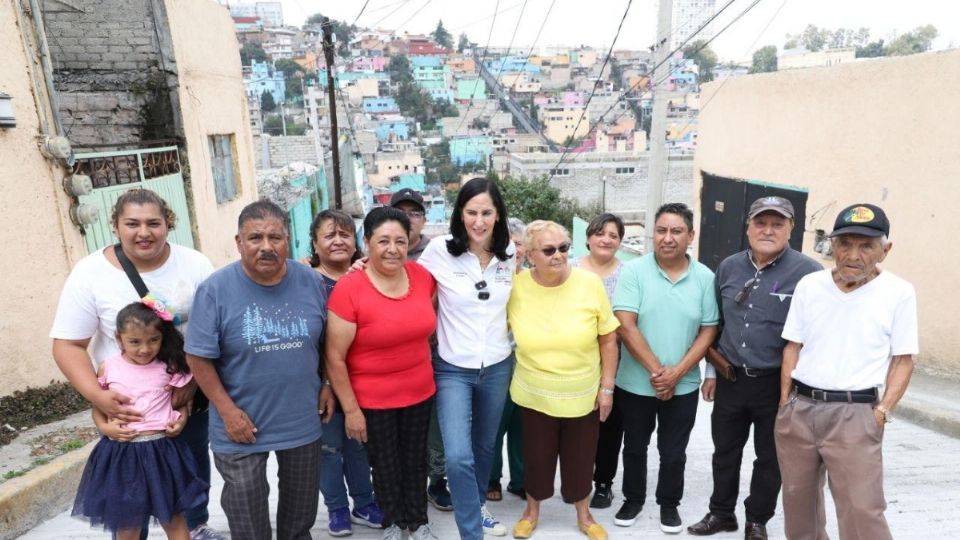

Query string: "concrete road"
[[21, 400, 960, 539]]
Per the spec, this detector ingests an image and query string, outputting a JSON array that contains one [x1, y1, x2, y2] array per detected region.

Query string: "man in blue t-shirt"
[[611, 203, 719, 535], [186, 200, 330, 540]]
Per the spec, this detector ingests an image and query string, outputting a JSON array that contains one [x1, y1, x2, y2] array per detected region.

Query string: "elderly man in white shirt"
[[775, 203, 917, 540]]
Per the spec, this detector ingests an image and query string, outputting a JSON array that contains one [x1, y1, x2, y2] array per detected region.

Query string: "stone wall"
[[44, 0, 180, 148], [252, 135, 321, 169]]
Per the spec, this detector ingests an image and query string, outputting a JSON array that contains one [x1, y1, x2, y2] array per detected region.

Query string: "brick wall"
[[44, 0, 179, 148]]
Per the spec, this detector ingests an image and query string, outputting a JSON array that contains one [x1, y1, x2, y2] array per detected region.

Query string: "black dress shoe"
[[744, 522, 767, 540], [687, 513, 739, 536]]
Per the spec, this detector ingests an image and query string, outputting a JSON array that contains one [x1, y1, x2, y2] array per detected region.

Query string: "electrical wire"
[[393, 0, 435, 33], [352, 0, 372, 25], [453, 0, 502, 135], [370, 0, 415, 29]]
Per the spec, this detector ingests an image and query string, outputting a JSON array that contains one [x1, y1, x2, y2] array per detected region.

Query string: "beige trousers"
[[774, 395, 891, 540]]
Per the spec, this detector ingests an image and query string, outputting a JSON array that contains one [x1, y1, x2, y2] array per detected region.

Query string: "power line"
[[448, 1, 525, 33], [370, 0, 415, 29], [394, 0, 435, 33], [493, 0, 529, 90], [453, 0, 502, 135], [351, 0, 372, 25], [544, 0, 635, 181]]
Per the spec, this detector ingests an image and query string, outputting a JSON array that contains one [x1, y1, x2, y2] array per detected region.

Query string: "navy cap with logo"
[[748, 196, 795, 219], [389, 188, 425, 211], [828, 203, 890, 238]]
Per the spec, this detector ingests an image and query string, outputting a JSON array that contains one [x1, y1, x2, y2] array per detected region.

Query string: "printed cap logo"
[[844, 206, 875, 223]]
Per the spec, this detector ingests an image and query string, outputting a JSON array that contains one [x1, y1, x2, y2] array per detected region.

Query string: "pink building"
[[352, 56, 387, 72]]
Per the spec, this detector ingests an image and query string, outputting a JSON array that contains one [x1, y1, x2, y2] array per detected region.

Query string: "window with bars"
[[209, 134, 238, 204]]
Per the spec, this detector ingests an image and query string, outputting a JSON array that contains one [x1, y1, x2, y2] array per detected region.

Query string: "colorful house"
[[374, 119, 410, 142], [449, 136, 492, 166], [457, 78, 486, 101], [362, 96, 399, 115], [244, 60, 285, 105]]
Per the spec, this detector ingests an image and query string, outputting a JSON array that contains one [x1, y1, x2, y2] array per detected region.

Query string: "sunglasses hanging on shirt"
[[475, 280, 490, 301]]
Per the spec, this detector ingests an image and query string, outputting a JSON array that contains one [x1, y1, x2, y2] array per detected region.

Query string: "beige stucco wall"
[[694, 49, 960, 373], [164, 0, 258, 266], [1, 5, 87, 395]]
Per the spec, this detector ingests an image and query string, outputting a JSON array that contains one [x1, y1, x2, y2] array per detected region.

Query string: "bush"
[[0, 381, 88, 446]]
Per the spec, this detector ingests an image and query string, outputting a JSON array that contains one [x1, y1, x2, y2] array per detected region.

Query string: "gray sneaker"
[[380, 524, 404, 540], [189, 525, 226, 540], [409, 524, 438, 540]]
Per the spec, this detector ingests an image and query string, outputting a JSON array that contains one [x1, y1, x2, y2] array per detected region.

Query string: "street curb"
[[897, 395, 960, 440], [0, 439, 95, 540]]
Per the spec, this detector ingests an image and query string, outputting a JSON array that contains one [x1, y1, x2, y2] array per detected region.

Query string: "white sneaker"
[[409, 524, 438, 539], [380, 524, 403, 540], [481, 504, 507, 536]]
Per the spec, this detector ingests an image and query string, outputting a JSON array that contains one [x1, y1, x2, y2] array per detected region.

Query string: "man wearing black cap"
[[688, 196, 821, 540], [390, 188, 431, 261], [775, 203, 917, 540]]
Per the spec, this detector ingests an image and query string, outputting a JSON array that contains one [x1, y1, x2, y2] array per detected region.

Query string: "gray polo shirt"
[[714, 248, 822, 370]]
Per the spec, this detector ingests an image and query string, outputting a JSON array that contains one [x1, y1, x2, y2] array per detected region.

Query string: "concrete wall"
[[45, 0, 179, 147], [1, 3, 86, 395], [694, 49, 960, 373], [164, 0, 258, 265], [252, 135, 321, 169]]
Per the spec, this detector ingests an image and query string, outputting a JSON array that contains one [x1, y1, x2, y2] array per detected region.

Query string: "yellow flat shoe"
[[513, 518, 537, 539], [578, 522, 608, 540]]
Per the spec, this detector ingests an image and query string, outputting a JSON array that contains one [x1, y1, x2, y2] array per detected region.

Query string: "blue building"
[[363, 96, 399, 114], [449, 136, 492, 166], [245, 61, 286, 105], [390, 174, 426, 192], [484, 56, 541, 76], [428, 88, 454, 102], [374, 120, 410, 142]]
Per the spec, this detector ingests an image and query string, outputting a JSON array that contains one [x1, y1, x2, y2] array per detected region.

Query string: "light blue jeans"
[[319, 409, 376, 512], [434, 354, 512, 540]]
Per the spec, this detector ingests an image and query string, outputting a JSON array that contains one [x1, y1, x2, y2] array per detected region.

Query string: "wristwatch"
[[874, 404, 892, 423]]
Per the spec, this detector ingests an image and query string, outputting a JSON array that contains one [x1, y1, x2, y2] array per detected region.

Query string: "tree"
[[886, 25, 938, 56], [388, 54, 413, 85], [750, 45, 778, 74], [263, 114, 306, 136], [457, 32, 471, 53], [240, 42, 267, 65], [274, 58, 306, 79], [493, 173, 601, 231], [855, 39, 886, 58], [682, 40, 717, 83], [432, 20, 453, 49], [260, 90, 276, 112], [800, 24, 829, 51]]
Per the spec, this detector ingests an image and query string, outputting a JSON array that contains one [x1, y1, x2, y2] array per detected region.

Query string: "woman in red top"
[[325, 206, 438, 540]]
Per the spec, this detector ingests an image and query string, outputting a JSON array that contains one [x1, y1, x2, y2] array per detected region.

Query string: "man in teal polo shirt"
[[611, 202, 719, 535]]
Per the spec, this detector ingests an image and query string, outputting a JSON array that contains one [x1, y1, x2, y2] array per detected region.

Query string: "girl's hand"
[[596, 390, 614, 422], [344, 409, 367, 443], [101, 418, 138, 442], [165, 406, 190, 437]]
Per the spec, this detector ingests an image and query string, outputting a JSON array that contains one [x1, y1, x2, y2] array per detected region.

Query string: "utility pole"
[[645, 0, 673, 252], [321, 17, 343, 209]]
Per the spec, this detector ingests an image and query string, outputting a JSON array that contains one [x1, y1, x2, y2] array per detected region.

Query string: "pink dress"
[[98, 353, 192, 432]]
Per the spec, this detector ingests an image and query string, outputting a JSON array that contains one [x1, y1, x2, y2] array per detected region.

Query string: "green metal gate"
[[74, 147, 194, 254]]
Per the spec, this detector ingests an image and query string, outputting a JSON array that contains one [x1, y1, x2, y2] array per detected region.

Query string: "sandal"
[[486, 481, 503, 501]]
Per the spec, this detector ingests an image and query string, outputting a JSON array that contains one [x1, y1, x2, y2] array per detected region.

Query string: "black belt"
[[734, 366, 779, 378], [793, 380, 877, 403]]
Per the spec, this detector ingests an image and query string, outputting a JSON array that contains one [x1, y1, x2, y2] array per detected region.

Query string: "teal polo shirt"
[[612, 253, 719, 397]]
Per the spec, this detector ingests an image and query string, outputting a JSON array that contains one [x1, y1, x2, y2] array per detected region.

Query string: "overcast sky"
[[272, 0, 959, 62]]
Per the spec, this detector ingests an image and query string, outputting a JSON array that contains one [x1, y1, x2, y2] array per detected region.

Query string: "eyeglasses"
[[537, 242, 571, 257], [734, 276, 759, 304], [403, 210, 425, 219], [475, 280, 490, 301]]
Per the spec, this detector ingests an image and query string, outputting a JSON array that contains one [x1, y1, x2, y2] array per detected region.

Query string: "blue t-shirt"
[[612, 254, 719, 397], [186, 261, 327, 454]]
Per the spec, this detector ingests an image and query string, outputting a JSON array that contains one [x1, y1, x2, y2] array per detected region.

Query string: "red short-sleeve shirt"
[[328, 261, 437, 409]]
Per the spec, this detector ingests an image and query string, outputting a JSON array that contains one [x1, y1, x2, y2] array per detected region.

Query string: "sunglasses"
[[734, 276, 759, 304], [538, 242, 571, 257], [475, 280, 490, 301]]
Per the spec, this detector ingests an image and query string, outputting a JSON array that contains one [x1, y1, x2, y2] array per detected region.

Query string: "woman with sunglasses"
[[507, 220, 620, 540], [416, 177, 516, 540]]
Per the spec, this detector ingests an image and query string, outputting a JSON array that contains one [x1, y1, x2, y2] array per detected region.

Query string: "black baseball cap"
[[389, 188, 425, 212], [828, 203, 890, 238], [748, 196, 795, 219]]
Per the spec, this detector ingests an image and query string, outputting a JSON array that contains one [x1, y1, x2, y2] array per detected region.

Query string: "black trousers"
[[709, 372, 781, 524], [364, 396, 434, 531], [593, 396, 623, 485], [619, 388, 698, 508]]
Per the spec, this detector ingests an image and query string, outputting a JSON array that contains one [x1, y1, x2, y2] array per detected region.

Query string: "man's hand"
[[319, 385, 336, 424], [92, 390, 143, 424], [873, 407, 887, 430], [596, 390, 613, 422], [170, 383, 197, 410], [100, 418, 138, 442], [345, 410, 367, 443], [165, 406, 190, 437], [701, 378, 716, 402], [223, 407, 258, 444], [655, 388, 675, 401], [651, 366, 681, 393]]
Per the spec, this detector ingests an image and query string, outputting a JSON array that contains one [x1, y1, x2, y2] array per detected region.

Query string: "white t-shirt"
[[782, 269, 918, 391], [417, 235, 515, 369], [50, 244, 215, 369]]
